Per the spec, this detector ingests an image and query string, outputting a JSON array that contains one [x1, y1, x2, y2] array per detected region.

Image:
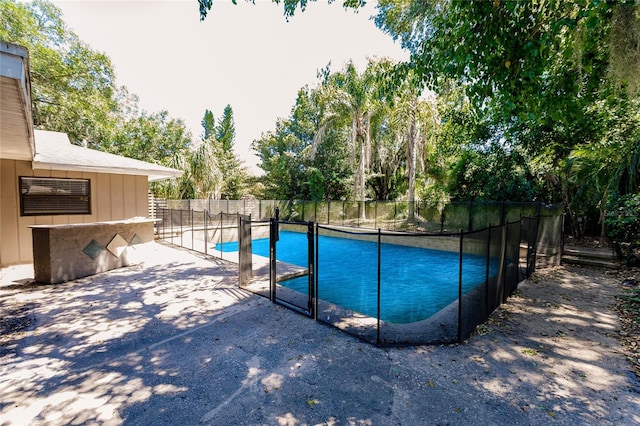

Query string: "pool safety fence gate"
[[269, 220, 316, 318], [267, 217, 544, 346]]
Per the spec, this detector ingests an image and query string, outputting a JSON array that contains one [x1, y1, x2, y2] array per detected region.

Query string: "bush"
[[606, 193, 640, 265]]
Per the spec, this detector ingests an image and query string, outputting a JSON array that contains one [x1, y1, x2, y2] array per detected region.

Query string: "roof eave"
[[31, 160, 184, 182], [0, 41, 35, 161]]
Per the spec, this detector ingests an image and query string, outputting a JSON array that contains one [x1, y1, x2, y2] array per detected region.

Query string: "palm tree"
[[312, 61, 380, 219], [190, 137, 221, 199], [390, 75, 439, 222]]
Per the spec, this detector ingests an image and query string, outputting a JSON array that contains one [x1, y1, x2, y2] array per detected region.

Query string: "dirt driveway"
[[1, 243, 639, 425]]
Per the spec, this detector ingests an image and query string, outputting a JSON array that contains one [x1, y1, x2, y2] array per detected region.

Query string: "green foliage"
[[609, 2, 640, 94], [253, 86, 351, 200], [109, 110, 192, 165], [605, 193, 640, 265], [201, 109, 216, 140], [447, 146, 536, 202], [306, 167, 325, 201], [0, 0, 118, 146], [374, 0, 640, 231], [375, 0, 634, 118], [216, 104, 236, 152], [198, 0, 366, 20], [197, 105, 247, 199]]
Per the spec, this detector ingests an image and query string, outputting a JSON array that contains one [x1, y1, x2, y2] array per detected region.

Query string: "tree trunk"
[[407, 109, 418, 223], [358, 131, 367, 220]]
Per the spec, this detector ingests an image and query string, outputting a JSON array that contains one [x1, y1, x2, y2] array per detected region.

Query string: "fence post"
[[458, 229, 464, 343], [220, 211, 224, 260], [314, 222, 319, 320], [500, 224, 508, 303], [204, 210, 208, 256], [375, 201, 378, 230], [180, 209, 183, 247], [191, 208, 194, 250], [515, 219, 523, 287], [377, 228, 382, 346], [269, 218, 277, 303], [307, 221, 314, 316], [485, 224, 491, 316]]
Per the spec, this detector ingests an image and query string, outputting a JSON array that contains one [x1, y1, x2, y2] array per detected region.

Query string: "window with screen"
[[20, 177, 91, 216]]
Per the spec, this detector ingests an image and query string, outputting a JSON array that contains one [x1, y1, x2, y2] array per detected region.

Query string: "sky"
[[50, 0, 409, 174]]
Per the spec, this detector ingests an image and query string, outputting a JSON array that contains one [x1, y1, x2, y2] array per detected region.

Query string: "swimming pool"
[[217, 230, 498, 324]]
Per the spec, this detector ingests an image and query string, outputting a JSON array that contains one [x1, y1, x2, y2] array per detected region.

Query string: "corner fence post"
[[204, 210, 208, 256], [269, 217, 277, 303], [314, 222, 319, 320], [500, 224, 508, 303], [377, 228, 382, 346], [307, 221, 314, 317], [458, 229, 464, 343], [220, 211, 224, 260], [515, 219, 523, 288], [485, 224, 491, 316]]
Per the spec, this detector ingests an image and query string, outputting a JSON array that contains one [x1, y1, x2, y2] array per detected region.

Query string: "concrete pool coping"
[[1, 241, 639, 424]]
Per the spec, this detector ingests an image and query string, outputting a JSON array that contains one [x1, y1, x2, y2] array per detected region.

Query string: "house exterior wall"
[[0, 159, 149, 266]]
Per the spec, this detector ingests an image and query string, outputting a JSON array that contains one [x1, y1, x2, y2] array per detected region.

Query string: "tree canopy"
[[207, 0, 640, 237], [1, 0, 118, 146]]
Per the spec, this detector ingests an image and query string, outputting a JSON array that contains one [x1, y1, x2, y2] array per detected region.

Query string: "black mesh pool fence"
[[268, 220, 541, 346], [155, 204, 560, 346], [154, 199, 563, 233]]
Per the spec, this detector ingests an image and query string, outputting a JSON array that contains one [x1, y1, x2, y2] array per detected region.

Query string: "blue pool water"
[[217, 231, 498, 324]]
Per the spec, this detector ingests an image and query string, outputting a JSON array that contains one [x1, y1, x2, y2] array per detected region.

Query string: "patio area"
[[1, 242, 639, 425]]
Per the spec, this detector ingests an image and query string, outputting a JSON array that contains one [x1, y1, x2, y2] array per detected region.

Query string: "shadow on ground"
[[1, 243, 639, 425]]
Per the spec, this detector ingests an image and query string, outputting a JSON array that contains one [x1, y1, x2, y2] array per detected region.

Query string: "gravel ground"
[[1, 243, 639, 425]]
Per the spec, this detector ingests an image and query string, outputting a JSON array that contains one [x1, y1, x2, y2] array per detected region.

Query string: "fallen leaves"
[[609, 265, 640, 379]]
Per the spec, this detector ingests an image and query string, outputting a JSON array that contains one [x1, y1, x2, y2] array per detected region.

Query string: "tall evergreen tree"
[[201, 109, 216, 141]]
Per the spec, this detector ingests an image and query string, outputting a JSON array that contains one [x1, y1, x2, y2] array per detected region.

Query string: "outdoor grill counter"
[[29, 218, 155, 284]]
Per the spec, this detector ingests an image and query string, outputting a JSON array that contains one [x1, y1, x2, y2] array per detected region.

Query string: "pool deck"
[[1, 241, 639, 425]]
